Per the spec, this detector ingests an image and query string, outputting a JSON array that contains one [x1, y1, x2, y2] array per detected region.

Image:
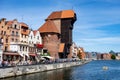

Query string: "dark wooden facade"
[[60, 17, 76, 58]]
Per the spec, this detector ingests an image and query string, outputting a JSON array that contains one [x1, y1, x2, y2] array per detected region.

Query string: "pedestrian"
[[0, 60, 2, 67], [2, 60, 5, 67]]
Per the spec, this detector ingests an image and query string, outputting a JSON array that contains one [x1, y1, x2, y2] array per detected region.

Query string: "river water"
[[2, 60, 120, 80]]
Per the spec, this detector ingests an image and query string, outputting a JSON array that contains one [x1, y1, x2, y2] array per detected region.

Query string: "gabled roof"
[[46, 10, 75, 20], [6, 21, 13, 26], [33, 30, 37, 36], [20, 22, 28, 28], [38, 20, 60, 33]]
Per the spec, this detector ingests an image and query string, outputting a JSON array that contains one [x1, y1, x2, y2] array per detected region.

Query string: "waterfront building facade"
[[101, 53, 111, 60], [0, 18, 44, 62], [0, 18, 21, 61], [0, 10, 79, 61], [39, 10, 76, 59], [38, 20, 60, 59], [78, 47, 86, 60], [68, 42, 78, 58], [28, 30, 42, 61], [19, 23, 29, 61], [0, 39, 3, 61]]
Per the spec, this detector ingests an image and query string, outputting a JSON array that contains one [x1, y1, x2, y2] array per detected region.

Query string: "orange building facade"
[[77, 47, 86, 60]]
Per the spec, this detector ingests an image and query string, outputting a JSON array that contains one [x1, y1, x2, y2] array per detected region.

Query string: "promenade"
[[0, 60, 90, 79]]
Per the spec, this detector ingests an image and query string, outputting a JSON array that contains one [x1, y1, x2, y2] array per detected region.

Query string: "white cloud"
[[79, 37, 120, 44]]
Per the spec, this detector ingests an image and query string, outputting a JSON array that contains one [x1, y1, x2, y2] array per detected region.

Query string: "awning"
[[41, 56, 54, 60], [3, 52, 20, 56], [36, 44, 43, 48], [19, 53, 24, 57], [24, 53, 29, 57], [59, 43, 65, 53], [29, 53, 36, 56]]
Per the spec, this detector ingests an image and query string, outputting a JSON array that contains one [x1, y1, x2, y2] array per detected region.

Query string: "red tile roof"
[[21, 30, 29, 35], [20, 22, 28, 28], [38, 20, 60, 33], [46, 10, 75, 20], [6, 21, 13, 26]]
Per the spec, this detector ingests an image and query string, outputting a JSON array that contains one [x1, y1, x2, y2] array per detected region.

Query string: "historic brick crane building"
[[38, 10, 76, 59]]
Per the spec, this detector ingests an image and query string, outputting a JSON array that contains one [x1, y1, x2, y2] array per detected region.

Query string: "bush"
[[111, 54, 116, 60]]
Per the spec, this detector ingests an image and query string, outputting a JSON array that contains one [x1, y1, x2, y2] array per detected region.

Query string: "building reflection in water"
[[2, 68, 73, 80]]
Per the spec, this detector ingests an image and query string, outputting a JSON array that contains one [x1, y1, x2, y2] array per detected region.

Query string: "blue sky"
[[0, 0, 120, 53]]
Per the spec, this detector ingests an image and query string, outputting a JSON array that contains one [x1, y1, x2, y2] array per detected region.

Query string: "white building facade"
[[28, 30, 43, 61]]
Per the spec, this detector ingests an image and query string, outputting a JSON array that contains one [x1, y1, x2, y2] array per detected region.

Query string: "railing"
[[10, 42, 29, 45], [0, 58, 82, 68]]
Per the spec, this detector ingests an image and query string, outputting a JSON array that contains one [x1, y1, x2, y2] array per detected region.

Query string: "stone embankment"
[[0, 60, 90, 79]]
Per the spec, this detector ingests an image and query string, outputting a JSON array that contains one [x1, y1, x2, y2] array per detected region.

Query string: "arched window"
[[14, 24, 17, 29]]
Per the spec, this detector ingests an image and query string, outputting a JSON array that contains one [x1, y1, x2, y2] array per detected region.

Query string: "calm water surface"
[[2, 60, 120, 80]]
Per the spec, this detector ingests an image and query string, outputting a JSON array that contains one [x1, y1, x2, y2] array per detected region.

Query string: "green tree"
[[109, 50, 115, 54], [111, 54, 116, 60]]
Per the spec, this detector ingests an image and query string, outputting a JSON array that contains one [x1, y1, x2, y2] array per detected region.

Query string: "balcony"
[[11, 34, 19, 37], [10, 42, 29, 46]]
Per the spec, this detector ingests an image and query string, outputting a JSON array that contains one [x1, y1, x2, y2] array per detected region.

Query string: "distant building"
[[68, 42, 78, 58], [116, 52, 120, 60], [101, 53, 111, 60], [91, 52, 97, 60], [78, 47, 86, 60]]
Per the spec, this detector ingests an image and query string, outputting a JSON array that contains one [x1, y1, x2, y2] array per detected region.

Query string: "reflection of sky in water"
[[2, 60, 120, 80], [72, 60, 120, 80]]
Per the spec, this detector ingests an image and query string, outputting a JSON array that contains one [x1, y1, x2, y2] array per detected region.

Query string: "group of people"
[[0, 58, 80, 68], [0, 59, 36, 68]]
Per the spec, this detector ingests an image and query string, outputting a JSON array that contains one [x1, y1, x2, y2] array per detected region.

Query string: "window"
[[14, 24, 17, 29], [16, 39, 18, 42], [11, 38, 14, 42], [20, 46, 22, 51], [37, 36, 39, 40], [23, 46, 24, 51], [22, 34, 23, 37], [12, 31, 14, 35], [4, 31, 6, 35], [16, 32, 18, 36], [1, 31, 3, 34], [6, 39, 8, 43], [5, 46, 8, 51]]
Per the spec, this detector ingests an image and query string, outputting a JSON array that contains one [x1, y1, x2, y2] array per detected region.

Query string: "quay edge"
[[0, 60, 91, 79]]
